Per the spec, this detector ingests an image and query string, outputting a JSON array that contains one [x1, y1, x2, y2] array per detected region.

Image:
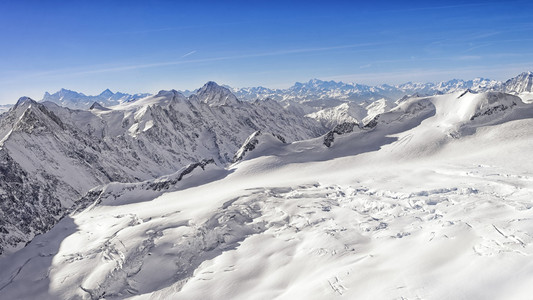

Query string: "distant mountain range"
[[28, 71, 533, 111], [41, 88, 151, 110], [229, 72, 532, 103]]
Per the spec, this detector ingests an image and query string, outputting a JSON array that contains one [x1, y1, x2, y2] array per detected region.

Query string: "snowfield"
[[1, 91, 533, 299]]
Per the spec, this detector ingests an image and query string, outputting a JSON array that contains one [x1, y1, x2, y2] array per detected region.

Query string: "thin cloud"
[[181, 50, 197, 58]]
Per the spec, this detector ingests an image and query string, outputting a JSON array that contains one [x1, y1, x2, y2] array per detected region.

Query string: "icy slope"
[[1, 91, 532, 299]]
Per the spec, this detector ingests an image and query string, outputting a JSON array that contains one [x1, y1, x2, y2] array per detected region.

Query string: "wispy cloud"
[[181, 50, 197, 58]]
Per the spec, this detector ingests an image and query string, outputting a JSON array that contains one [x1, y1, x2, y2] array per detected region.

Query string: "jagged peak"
[[42, 88, 85, 99], [14, 97, 36, 109], [59, 88, 81, 94]]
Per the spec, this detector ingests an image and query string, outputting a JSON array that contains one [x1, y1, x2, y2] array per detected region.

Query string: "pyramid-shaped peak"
[[89, 101, 108, 110], [198, 81, 227, 94], [99, 89, 114, 97], [196, 81, 240, 106]]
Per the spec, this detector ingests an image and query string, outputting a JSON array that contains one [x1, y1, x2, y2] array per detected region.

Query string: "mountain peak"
[[58, 88, 79, 94], [89, 101, 109, 111], [155, 89, 186, 102], [14, 96, 36, 109], [196, 81, 240, 106], [504, 71, 533, 93], [99, 89, 114, 97], [204, 81, 220, 88]]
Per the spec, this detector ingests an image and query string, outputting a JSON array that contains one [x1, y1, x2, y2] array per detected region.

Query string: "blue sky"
[[1, 0, 533, 104]]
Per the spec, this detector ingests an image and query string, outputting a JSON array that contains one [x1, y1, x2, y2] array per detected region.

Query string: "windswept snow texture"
[[1, 91, 533, 299]]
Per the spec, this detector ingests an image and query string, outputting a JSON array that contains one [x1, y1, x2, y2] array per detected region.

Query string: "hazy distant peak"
[[41, 88, 151, 110], [99, 88, 114, 97]]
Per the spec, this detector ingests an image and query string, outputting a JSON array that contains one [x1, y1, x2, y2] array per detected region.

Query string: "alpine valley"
[[0, 72, 532, 299]]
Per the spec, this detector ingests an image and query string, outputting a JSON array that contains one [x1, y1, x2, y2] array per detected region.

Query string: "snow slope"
[[1, 91, 532, 299]]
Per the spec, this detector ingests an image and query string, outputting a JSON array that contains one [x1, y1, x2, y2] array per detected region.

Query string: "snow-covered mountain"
[[41, 88, 151, 110], [229, 72, 529, 129], [34, 72, 532, 127], [1, 89, 532, 299], [0, 82, 326, 255], [231, 77, 504, 103], [504, 71, 533, 93], [306, 98, 395, 128]]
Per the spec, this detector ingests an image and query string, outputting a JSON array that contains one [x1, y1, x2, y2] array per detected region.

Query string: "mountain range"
[[28, 72, 533, 112], [0, 82, 325, 255], [0, 72, 532, 299], [229, 72, 532, 104], [41, 89, 151, 110]]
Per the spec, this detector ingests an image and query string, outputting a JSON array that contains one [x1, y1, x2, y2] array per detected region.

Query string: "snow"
[[1, 91, 533, 299]]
